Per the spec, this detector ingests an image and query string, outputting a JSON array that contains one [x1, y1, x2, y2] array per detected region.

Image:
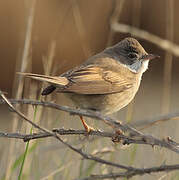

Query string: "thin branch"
[[1, 92, 179, 179], [0, 129, 112, 142], [2, 131, 178, 179], [1, 127, 179, 154], [0, 131, 51, 141], [76, 164, 179, 180], [130, 112, 179, 129], [58, 137, 179, 180], [1, 98, 179, 153], [0, 98, 138, 133], [0, 94, 51, 134], [0, 91, 137, 171]]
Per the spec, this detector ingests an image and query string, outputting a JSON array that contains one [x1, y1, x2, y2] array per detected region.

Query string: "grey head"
[[104, 37, 159, 73]]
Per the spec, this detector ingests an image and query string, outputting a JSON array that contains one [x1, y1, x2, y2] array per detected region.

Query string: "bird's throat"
[[141, 60, 149, 73], [126, 60, 149, 74]]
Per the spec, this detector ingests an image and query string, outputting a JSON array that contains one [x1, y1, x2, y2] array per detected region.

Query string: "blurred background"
[[0, 0, 179, 179]]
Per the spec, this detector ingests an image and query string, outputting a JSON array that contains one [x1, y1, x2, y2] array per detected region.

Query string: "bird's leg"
[[79, 115, 95, 133], [112, 129, 124, 143]]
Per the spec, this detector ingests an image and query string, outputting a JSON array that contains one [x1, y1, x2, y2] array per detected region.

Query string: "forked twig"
[[1, 91, 179, 179], [0, 97, 179, 154]]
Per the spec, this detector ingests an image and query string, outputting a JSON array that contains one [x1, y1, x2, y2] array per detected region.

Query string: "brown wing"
[[62, 65, 132, 94], [18, 65, 133, 95]]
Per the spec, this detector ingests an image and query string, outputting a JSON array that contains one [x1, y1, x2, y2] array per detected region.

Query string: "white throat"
[[141, 60, 149, 73], [118, 59, 149, 74], [126, 60, 149, 73]]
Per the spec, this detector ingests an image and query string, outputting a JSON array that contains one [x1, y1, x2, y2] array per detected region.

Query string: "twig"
[[58, 138, 179, 180], [130, 112, 179, 129], [3, 99, 179, 133], [0, 98, 135, 133], [0, 94, 50, 134], [0, 129, 112, 142], [0, 92, 135, 171], [0, 91, 136, 170], [1, 98, 179, 153], [1, 128, 179, 154], [76, 164, 179, 180], [1, 92, 179, 179]]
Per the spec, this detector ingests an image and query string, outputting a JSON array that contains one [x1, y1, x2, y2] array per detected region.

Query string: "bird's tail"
[[17, 72, 69, 95]]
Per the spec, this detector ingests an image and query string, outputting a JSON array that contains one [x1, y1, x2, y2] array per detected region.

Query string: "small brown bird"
[[18, 37, 159, 132]]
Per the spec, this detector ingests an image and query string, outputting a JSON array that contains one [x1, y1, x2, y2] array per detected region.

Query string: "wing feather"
[[63, 66, 132, 94], [18, 64, 133, 95]]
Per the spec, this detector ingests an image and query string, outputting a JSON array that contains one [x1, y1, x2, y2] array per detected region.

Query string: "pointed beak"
[[141, 54, 160, 61]]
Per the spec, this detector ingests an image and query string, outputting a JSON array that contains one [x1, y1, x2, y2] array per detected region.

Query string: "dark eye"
[[128, 53, 138, 59]]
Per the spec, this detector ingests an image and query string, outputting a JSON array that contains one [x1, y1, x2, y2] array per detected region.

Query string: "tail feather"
[[17, 72, 69, 86]]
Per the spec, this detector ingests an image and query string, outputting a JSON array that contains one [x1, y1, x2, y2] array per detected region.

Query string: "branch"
[[0, 98, 143, 134], [55, 135, 179, 179], [1, 92, 179, 179], [1, 128, 179, 154], [0, 92, 135, 171], [77, 164, 179, 180], [0, 98, 179, 154], [130, 112, 179, 129], [3, 129, 178, 179]]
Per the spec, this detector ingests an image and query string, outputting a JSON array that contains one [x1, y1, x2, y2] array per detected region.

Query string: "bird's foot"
[[112, 129, 124, 143], [79, 115, 95, 134], [84, 125, 95, 134]]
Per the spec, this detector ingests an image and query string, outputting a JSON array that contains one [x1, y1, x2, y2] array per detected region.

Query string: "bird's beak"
[[142, 54, 160, 61]]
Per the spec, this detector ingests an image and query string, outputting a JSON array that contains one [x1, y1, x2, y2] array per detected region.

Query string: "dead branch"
[[1, 92, 179, 179], [0, 98, 179, 153], [76, 164, 179, 180], [130, 112, 179, 129], [0, 127, 179, 154]]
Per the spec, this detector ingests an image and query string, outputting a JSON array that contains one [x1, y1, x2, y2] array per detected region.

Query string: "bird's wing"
[[17, 64, 133, 95], [62, 65, 133, 94]]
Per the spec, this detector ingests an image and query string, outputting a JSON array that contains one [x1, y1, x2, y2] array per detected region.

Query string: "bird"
[[18, 37, 159, 132]]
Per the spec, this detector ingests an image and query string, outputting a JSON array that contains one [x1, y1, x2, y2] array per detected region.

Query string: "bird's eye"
[[128, 53, 138, 59]]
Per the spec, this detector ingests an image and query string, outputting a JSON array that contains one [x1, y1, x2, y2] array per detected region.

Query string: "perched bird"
[[18, 37, 159, 132]]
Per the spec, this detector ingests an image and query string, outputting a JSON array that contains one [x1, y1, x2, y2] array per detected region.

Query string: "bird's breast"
[[66, 80, 141, 115]]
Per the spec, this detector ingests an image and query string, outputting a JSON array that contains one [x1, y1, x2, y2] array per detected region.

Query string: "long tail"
[[17, 72, 69, 85], [17, 72, 69, 95]]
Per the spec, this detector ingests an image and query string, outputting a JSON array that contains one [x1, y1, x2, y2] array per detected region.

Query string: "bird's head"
[[106, 37, 160, 73]]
